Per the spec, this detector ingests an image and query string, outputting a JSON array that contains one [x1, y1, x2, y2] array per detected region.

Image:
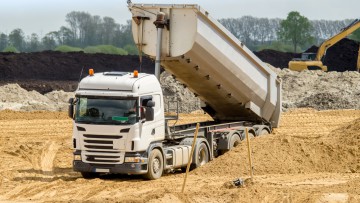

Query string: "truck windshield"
[[75, 96, 138, 125]]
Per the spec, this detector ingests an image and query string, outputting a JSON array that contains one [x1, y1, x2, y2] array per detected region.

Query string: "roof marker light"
[[89, 69, 94, 76], [133, 70, 139, 78]]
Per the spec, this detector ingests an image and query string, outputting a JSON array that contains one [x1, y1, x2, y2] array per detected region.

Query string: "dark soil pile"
[[255, 38, 359, 71], [0, 51, 155, 93], [253, 49, 300, 69], [304, 38, 359, 72]]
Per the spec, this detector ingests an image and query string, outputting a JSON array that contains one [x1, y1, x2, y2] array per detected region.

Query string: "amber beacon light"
[[133, 70, 139, 78], [89, 69, 94, 76]]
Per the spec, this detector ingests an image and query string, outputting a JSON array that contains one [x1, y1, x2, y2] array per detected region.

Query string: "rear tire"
[[81, 172, 99, 179], [191, 142, 209, 169], [230, 133, 241, 147], [197, 142, 209, 167], [219, 133, 241, 155], [259, 129, 270, 136], [143, 149, 163, 180]]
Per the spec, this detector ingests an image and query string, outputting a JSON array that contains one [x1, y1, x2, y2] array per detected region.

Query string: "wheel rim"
[[260, 129, 269, 136], [198, 147, 207, 166], [232, 134, 241, 148], [152, 157, 161, 174]]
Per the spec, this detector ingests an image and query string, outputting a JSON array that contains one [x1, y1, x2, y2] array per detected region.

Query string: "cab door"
[[139, 94, 165, 147]]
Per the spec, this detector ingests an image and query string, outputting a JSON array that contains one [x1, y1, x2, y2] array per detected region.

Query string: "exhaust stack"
[[153, 12, 167, 80]]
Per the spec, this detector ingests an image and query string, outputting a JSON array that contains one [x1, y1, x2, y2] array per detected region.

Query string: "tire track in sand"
[[40, 141, 60, 173]]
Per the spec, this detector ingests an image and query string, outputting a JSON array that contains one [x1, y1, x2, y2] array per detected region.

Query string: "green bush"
[[124, 44, 139, 55], [55, 45, 83, 52], [2, 46, 19, 53], [84, 45, 128, 55], [83, 46, 101, 54]]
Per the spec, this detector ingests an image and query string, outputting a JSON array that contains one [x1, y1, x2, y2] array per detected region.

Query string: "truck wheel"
[[230, 133, 241, 148], [259, 129, 270, 136], [144, 149, 163, 180], [81, 172, 99, 179], [219, 133, 241, 155], [248, 132, 255, 138], [193, 142, 209, 169]]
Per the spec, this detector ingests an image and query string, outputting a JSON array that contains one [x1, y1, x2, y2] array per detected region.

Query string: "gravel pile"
[[0, 84, 74, 111], [271, 67, 360, 111], [0, 68, 358, 112], [161, 66, 360, 112], [160, 72, 201, 113]]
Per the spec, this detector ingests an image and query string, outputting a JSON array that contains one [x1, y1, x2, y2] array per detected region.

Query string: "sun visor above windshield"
[[78, 72, 162, 95]]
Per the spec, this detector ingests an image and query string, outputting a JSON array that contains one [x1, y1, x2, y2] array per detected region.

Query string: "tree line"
[[1, 11, 359, 54], [0, 11, 137, 54], [220, 15, 359, 52]]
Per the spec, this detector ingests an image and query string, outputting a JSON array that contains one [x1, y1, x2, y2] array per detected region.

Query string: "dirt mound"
[[296, 92, 352, 110], [0, 51, 359, 112], [2, 66, 359, 112], [194, 109, 360, 177], [0, 84, 74, 111], [331, 117, 360, 146], [254, 49, 300, 69], [0, 76, 200, 113], [269, 66, 360, 111], [160, 72, 201, 113], [305, 38, 359, 72]]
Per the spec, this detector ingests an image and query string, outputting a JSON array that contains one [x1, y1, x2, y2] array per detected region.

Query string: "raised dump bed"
[[129, 4, 281, 127]]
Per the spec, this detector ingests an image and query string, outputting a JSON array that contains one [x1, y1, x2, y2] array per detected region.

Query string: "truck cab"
[[69, 70, 166, 179]]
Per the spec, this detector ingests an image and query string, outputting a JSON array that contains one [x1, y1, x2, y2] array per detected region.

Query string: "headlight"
[[74, 155, 82, 161], [125, 157, 146, 163]]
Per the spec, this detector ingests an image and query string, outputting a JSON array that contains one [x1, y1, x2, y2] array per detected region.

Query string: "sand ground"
[[0, 109, 359, 202]]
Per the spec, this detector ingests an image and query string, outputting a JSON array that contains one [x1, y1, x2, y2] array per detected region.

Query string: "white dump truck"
[[69, 3, 282, 180]]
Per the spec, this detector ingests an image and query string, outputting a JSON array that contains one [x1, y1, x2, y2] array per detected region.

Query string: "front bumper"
[[73, 161, 148, 175]]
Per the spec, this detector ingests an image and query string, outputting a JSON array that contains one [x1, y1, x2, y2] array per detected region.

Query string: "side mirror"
[[68, 98, 74, 119], [145, 107, 154, 121], [146, 100, 155, 107]]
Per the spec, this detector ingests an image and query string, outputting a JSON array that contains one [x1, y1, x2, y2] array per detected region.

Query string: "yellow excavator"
[[289, 19, 360, 71]]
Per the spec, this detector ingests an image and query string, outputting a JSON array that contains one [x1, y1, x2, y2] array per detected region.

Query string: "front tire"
[[143, 149, 163, 180]]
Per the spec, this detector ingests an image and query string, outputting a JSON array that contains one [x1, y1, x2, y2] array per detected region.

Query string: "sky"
[[0, 0, 359, 35]]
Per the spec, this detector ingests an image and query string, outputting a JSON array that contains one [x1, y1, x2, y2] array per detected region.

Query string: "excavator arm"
[[315, 19, 360, 61]]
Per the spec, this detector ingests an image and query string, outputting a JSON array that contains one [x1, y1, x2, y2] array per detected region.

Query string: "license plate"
[[95, 168, 110, 173]]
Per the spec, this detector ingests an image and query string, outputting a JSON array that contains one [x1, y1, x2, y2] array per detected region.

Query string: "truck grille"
[[82, 134, 124, 164]]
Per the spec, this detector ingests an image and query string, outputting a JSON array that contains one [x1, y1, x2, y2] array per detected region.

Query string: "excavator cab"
[[301, 53, 316, 60]]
